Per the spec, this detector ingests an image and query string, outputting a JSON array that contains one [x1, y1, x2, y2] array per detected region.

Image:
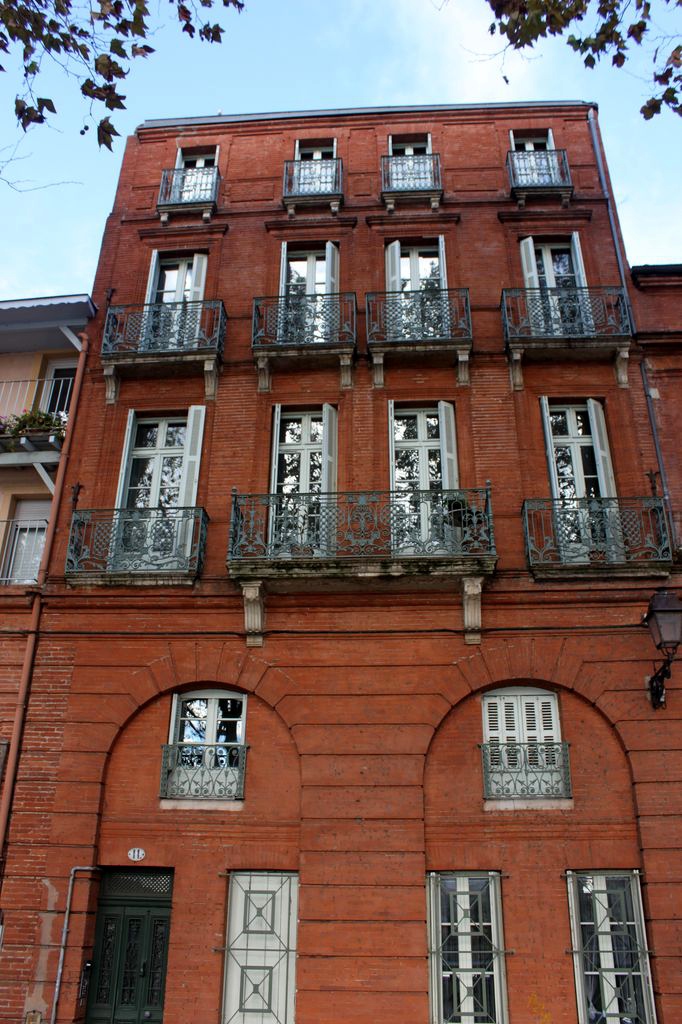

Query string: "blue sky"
[[0, 0, 679, 300]]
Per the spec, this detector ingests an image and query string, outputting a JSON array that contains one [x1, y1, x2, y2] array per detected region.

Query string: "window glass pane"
[[281, 418, 302, 445], [550, 411, 568, 437], [426, 415, 440, 440], [394, 449, 419, 486], [394, 414, 418, 441], [309, 417, 323, 443], [164, 423, 187, 448], [277, 453, 301, 492], [574, 410, 591, 436], [134, 424, 159, 448], [428, 450, 442, 484]]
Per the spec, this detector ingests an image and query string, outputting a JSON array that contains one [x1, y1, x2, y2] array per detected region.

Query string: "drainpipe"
[[586, 108, 674, 543], [0, 333, 90, 871], [50, 866, 100, 1024]]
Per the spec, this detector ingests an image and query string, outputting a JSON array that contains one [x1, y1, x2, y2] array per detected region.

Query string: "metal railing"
[[283, 158, 342, 197], [366, 289, 472, 345], [102, 300, 226, 357], [507, 149, 572, 189], [0, 377, 74, 419], [66, 507, 208, 578], [158, 166, 220, 206], [230, 488, 495, 561], [0, 518, 48, 584], [160, 743, 246, 799], [481, 741, 572, 799], [502, 287, 631, 340], [523, 497, 672, 568], [252, 293, 357, 348], [381, 153, 442, 192]]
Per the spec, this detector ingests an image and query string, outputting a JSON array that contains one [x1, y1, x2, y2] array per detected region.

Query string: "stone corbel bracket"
[[462, 575, 484, 645], [241, 581, 265, 647]]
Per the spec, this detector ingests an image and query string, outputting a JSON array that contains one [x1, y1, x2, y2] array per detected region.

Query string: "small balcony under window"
[[366, 288, 472, 385], [282, 158, 343, 216], [65, 506, 208, 583], [160, 742, 246, 799], [507, 149, 573, 207], [523, 496, 672, 578], [480, 741, 572, 799], [157, 165, 220, 222], [380, 154, 443, 211], [252, 293, 357, 390], [101, 300, 226, 402]]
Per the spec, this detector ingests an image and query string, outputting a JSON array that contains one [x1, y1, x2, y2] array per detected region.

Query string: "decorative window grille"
[[223, 872, 298, 1024], [428, 872, 508, 1024], [567, 871, 657, 1024], [160, 691, 247, 799]]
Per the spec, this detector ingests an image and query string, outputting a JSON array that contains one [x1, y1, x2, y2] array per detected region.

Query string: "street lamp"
[[643, 589, 682, 709]]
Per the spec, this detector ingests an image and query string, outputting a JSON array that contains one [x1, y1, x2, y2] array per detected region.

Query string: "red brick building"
[[1, 102, 681, 1024]]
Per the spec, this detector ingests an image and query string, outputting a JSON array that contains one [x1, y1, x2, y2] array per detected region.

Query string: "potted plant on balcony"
[[0, 409, 67, 451]]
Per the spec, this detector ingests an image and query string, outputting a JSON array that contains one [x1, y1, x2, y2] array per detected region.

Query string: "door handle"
[[139, 960, 146, 977]]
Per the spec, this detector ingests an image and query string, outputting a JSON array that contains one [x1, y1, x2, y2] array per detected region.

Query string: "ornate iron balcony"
[[523, 497, 672, 570], [160, 743, 246, 799], [252, 293, 357, 349], [502, 287, 631, 341], [229, 488, 495, 563], [0, 517, 48, 584], [366, 289, 472, 345], [381, 154, 442, 192], [102, 300, 226, 358], [158, 166, 220, 207], [507, 149, 572, 190], [481, 741, 572, 799], [66, 507, 208, 579], [283, 158, 342, 198]]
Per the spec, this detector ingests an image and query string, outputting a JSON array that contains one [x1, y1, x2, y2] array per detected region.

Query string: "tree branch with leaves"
[[0, 0, 244, 149]]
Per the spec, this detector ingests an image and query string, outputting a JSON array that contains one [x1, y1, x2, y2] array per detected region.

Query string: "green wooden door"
[[87, 872, 172, 1024]]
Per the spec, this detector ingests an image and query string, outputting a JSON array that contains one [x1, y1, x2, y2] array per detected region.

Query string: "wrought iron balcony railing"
[[158, 166, 220, 207], [102, 300, 226, 358], [381, 154, 442, 192], [160, 742, 246, 799], [252, 293, 357, 349], [523, 497, 672, 569], [0, 376, 74, 419], [507, 149, 572, 190], [283, 158, 342, 198], [366, 289, 472, 345], [66, 507, 208, 578], [502, 287, 631, 341], [0, 518, 48, 584], [229, 488, 495, 562], [481, 741, 572, 799]]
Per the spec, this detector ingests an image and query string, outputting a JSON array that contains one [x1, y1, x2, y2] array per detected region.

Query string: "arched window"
[[160, 690, 247, 800]]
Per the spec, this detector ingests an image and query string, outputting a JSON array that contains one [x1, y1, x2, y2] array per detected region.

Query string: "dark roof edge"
[[631, 264, 682, 277], [137, 100, 597, 133]]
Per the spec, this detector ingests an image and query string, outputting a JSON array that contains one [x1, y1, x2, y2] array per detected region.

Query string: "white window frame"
[[540, 398, 617, 503], [0, 499, 50, 584], [388, 133, 432, 156], [145, 252, 208, 306], [567, 870, 657, 1024], [164, 689, 246, 801], [40, 358, 77, 417], [482, 687, 561, 747], [279, 241, 339, 298], [294, 138, 336, 160], [115, 408, 206, 511], [223, 871, 298, 1024], [388, 402, 458, 491], [169, 689, 247, 746], [428, 872, 508, 1024], [509, 128, 555, 152]]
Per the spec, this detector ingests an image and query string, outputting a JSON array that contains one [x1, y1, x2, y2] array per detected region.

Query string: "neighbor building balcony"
[[481, 741, 572, 799], [101, 300, 226, 402], [0, 516, 48, 585], [65, 506, 208, 583], [366, 288, 472, 385], [501, 286, 632, 388], [523, 496, 672, 578], [506, 149, 573, 206], [228, 486, 496, 583], [380, 154, 443, 211], [157, 166, 220, 222], [282, 158, 343, 215], [160, 742, 247, 800], [252, 292, 357, 390]]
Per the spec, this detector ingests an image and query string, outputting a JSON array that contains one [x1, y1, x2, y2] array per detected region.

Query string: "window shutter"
[[547, 128, 555, 150], [114, 409, 138, 508], [438, 401, 458, 490], [178, 405, 206, 507], [279, 242, 288, 297], [189, 254, 208, 303], [321, 404, 338, 493], [386, 240, 402, 292], [508, 129, 515, 151], [269, 405, 282, 495], [325, 241, 340, 295], [294, 139, 301, 160], [483, 695, 520, 744], [540, 397, 561, 500], [144, 251, 160, 304], [437, 235, 448, 289], [520, 237, 539, 289], [570, 232, 589, 287], [521, 694, 559, 744], [587, 399, 617, 498], [332, 137, 337, 158], [387, 400, 396, 489], [426, 132, 432, 154], [387, 134, 393, 156], [174, 148, 183, 169]]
